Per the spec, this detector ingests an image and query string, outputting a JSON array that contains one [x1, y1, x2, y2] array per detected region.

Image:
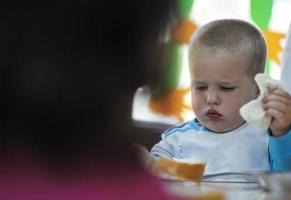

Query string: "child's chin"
[[208, 122, 244, 133], [206, 123, 233, 133], [199, 118, 237, 133], [209, 128, 228, 133]]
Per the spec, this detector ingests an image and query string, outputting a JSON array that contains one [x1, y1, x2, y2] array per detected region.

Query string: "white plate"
[[258, 172, 291, 193]]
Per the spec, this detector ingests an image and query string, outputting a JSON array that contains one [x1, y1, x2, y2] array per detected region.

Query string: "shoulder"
[[162, 119, 207, 138]]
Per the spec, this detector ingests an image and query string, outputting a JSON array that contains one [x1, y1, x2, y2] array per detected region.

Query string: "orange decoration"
[[149, 88, 192, 122], [263, 30, 285, 64], [171, 20, 197, 44]]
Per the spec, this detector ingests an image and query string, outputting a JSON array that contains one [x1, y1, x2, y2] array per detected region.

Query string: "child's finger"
[[264, 94, 291, 106], [269, 88, 290, 98], [266, 108, 285, 120], [263, 100, 290, 115], [266, 108, 291, 136]]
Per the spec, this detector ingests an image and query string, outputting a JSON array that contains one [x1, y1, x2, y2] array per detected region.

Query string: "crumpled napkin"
[[240, 73, 283, 129]]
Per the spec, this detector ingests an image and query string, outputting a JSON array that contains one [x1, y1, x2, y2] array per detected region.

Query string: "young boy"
[[151, 19, 291, 180]]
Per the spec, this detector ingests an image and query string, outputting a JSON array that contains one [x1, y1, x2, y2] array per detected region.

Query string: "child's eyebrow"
[[191, 80, 241, 85], [218, 80, 240, 85], [191, 80, 206, 85]]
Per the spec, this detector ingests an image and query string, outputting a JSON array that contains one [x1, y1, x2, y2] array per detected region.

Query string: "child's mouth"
[[206, 109, 222, 120]]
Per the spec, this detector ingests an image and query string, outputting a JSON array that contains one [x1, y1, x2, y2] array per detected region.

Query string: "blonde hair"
[[188, 19, 266, 78]]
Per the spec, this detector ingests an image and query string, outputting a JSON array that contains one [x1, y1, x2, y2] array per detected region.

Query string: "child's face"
[[190, 55, 258, 133]]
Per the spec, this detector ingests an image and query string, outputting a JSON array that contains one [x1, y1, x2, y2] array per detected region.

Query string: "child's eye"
[[221, 86, 235, 91], [195, 86, 207, 91]]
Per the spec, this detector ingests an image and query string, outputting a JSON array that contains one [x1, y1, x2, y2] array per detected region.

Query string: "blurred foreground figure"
[[0, 1, 179, 199]]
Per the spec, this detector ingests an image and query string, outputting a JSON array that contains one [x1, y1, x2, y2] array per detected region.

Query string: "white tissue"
[[240, 73, 283, 129]]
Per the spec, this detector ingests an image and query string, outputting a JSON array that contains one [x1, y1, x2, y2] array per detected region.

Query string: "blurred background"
[[133, 0, 291, 127]]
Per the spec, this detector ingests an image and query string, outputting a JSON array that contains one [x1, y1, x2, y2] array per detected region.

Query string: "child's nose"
[[206, 90, 220, 105]]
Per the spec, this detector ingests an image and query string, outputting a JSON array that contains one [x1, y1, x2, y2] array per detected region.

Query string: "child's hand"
[[133, 143, 157, 170], [263, 88, 291, 136]]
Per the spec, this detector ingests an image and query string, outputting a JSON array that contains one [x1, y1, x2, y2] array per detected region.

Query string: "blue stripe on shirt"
[[163, 119, 207, 137]]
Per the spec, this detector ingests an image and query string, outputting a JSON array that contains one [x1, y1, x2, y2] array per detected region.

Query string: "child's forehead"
[[190, 53, 246, 70], [189, 54, 251, 79]]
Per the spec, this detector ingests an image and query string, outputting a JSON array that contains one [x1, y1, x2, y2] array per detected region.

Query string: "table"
[[163, 180, 291, 200]]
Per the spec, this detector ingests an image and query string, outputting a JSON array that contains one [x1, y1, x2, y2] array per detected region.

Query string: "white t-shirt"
[[151, 119, 270, 181]]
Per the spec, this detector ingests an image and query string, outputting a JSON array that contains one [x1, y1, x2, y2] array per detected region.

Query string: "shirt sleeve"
[[150, 134, 175, 159], [269, 129, 291, 171]]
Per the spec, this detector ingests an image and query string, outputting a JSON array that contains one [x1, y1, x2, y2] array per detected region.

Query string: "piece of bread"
[[153, 156, 206, 182]]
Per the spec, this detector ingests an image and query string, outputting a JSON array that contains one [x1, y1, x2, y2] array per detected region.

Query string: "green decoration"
[[149, 42, 183, 98], [251, 0, 273, 76], [264, 60, 271, 75], [150, 0, 195, 98], [178, 0, 194, 19], [250, 0, 273, 30], [167, 43, 183, 91]]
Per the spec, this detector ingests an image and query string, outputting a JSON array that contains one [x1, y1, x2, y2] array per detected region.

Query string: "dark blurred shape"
[[0, 1, 177, 162], [0, 1, 180, 200]]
